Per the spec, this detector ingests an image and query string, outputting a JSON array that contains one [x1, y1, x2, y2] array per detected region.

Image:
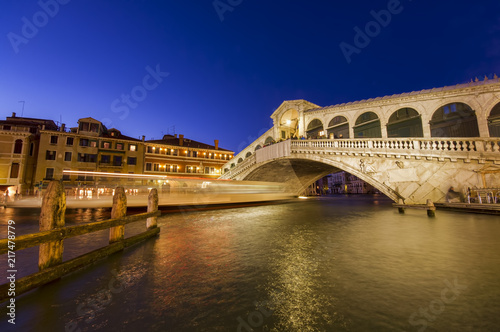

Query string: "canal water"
[[1, 195, 499, 331]]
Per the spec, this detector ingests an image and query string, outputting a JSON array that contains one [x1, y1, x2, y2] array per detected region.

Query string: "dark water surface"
[[1, 195, 499, 331]]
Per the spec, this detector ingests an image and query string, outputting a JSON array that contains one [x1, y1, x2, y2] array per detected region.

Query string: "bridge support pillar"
[[426, 199, 436, 217]]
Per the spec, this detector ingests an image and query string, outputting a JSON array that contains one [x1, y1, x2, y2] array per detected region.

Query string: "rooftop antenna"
[[18, 101, 25, 116]]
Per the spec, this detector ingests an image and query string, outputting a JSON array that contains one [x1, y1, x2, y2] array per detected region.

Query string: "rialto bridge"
[[220, 79, 500, 204]]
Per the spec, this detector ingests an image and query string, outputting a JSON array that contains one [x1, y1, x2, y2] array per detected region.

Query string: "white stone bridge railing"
[[221, 154, 256, 179], [221, 138, 500, 179], [291, 138, 500, 163]]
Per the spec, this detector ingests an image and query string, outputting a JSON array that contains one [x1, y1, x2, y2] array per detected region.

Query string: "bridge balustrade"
[[222, 138, 500, 180], [290, 138, 500, 159]]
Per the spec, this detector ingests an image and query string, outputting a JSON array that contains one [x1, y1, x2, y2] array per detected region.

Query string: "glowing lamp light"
[[171, 149, 174, 152], [152, 147, 155, 150], [286, 119, 291, 125]]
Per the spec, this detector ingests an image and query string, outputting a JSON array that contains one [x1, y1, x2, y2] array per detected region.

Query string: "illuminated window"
[[129, 144, 137, 151]]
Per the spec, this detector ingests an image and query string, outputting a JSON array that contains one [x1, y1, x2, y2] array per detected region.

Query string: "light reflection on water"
[[1, 195, 500, 331]]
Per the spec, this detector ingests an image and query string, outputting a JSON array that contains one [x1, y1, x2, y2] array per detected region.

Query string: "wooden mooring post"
[[39, 181, 66, 271], [0, 181, 161, 303], [110, 187, 126, 243]]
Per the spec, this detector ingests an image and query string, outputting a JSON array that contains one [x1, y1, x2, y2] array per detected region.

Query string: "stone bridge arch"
[[241, 156, 401, 201]]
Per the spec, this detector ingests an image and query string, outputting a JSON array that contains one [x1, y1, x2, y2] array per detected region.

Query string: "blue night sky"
[[1, 0, 499, 152]]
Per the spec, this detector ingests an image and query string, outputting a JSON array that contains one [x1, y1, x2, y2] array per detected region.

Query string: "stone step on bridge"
[[220, 138, 500, 204]]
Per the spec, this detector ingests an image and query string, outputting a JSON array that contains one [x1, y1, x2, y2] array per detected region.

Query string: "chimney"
[[12, 112, 16, 117], [174, 134, 177, 138], [60, 123, 65, 132], [141, 135, 145, 142], [179, 134, 184, 146], [214, 139, 219, 150]]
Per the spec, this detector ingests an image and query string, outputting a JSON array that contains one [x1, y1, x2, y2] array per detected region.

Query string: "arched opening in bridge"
[[430, 102, 479, 137], [242, 158, 397, 201], [354, 112, 381, 138], [488, 102, 500, 137], [327, 116, 349, 138], [245, 151, 252, 158], [387, 108, 423, 137], [279, 109, 299, 139], [264, 137, 275, 146], [306, 119, 324, 138], [254, 145, 262, 151]]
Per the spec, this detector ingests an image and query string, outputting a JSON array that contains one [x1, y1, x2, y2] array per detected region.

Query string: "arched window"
[[264, 137, 275, 146], [430, 102, 479, 137], [387, 108, 423, 137], [354, 112, 381, 138], [254, 145, 262, 151], [488, 102, 500, 137], [230, 163, 235, 168], [279, 109, 299, 139], [14, 139, 23, 154], [306, 119, 324, 138], [245, 151, 252, 158], [327, 116, 349, 138], [238, 158, 244, 163]]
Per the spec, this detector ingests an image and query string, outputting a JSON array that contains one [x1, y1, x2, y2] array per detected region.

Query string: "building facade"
[[34, 117, 146, 192], [144, 134, 233, 179], [0, 114, 233, 196], [328, 171, 377, 194], [0, 113, 58, 197]]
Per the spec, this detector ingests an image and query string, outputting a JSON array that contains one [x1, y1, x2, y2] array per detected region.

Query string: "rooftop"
[[147, 134, 233, 152], [307, 77, 500, 113]]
